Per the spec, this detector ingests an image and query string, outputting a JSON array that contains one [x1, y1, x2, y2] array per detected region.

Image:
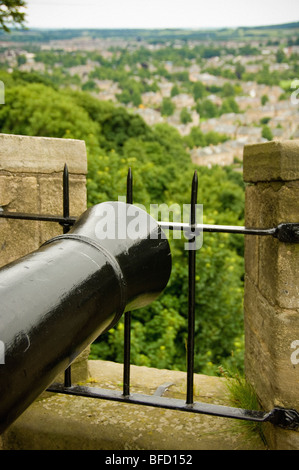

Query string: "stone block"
[[244, 140, 299, 183], [258, 237, 299, 309], [0, 175, 40, 267], [244, 139, 299, 450], [277, 181, 299, 222], [244, 235, 259, 286], [244, 276, 299, 411], [245, 181, 299, 228], [245, 182, 284, 228], [244, 180, 299, 308], [265, 424, 299, 451], [0, 133, 87, 175]]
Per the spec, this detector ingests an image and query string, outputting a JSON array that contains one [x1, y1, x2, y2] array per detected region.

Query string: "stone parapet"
[[243, 140, 299, 449], [1, 360, 266, 450], [0, 133, 87, 175], [243, 140, 299, 182], [0, 133, 87, 267]]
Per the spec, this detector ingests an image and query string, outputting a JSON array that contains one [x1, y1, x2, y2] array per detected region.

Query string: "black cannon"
[[0, 201, 171, 433]]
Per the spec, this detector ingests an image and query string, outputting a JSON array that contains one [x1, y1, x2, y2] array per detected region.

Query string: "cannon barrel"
[[0, 201, 171, 433]]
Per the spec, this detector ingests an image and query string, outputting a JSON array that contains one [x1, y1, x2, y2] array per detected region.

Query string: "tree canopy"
[[0, 72, 246, 375], [0, 0, 26, 32]]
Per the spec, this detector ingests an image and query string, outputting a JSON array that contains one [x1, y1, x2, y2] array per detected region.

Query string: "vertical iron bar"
[[63, 163, 72, 388], [186, 170, 198, 405], [123, 168, 133, 397], [63, 163, 70, 226]]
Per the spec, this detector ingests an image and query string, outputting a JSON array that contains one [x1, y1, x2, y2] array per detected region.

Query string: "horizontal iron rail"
[[159, 221, 299, 242], [47, 382, 299, 430], [0, 211, 77, 226], [159, 221, 276, 236], [1, 211, 299, 242]]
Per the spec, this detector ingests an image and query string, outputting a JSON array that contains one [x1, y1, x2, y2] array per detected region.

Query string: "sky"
[[24, 0, 299, 30]]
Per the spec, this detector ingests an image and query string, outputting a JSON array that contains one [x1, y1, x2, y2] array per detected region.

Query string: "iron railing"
[[1, 164, 299, 431]]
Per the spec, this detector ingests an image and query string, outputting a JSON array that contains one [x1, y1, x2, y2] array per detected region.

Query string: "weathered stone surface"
[[244, 139, 299, 450], [245, 183, 281, 228], [0, 133, 87, 175], [244, 140, 299, 182], [1, 360, 267, 451], [245, 180, 299, 309], [0, 135, 88, 265], [53, 347, 90, 385], [261, 241, 299, 309], [0, 175, 40, 267], [244, 276, 299, 410], [245, 182, 299, 228], [265, 424, 299, 451], [244, 235, 259, 286]]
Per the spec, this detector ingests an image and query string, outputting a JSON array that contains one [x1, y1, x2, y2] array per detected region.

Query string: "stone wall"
[[1, 360, 267, 450], [0, 133, 87, 267], [243, 140, 299, 449]]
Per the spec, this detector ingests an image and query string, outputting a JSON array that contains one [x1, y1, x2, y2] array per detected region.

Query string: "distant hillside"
[[242, 21, 299, 30], [0, 21, 298, 43]]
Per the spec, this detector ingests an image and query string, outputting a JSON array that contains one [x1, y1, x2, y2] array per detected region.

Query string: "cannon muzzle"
[[0, 202, 171, 433]]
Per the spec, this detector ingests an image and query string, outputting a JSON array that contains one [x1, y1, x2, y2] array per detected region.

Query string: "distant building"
[[237, 126, 262, 142], [141, 91, 163, 107], [171, 93, 195, 110], [190, 140, 245, 167], [133, 108, 163, 126]]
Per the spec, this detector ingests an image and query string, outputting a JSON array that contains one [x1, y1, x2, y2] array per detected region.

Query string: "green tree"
[[192, 81, 206, 101], [220, 97, 240, 115], [260, 116, 271, 125], [16, 54, 26, 66], [0, 0, 26, 32], [183, 127, 229, 148], [196, 99, 219, 119], [0, 83, 100, 142], [262, 125, 273, 141], [276, 48, 286, 63], [261, 94, 269, 106], [235, 62, 245, 80], [183, 127, 206, 147], [131, 89, 142, 107], [180, 107, 192, 124], [170, 84, 180, 97], [222, 82, 236, 98], [160, 97, 175, 116], [82, 79, 97, 91]]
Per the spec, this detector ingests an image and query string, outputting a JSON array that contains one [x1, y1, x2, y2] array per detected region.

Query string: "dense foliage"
[[0, 0, 26, 32], [0, 72, 246, 375]]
